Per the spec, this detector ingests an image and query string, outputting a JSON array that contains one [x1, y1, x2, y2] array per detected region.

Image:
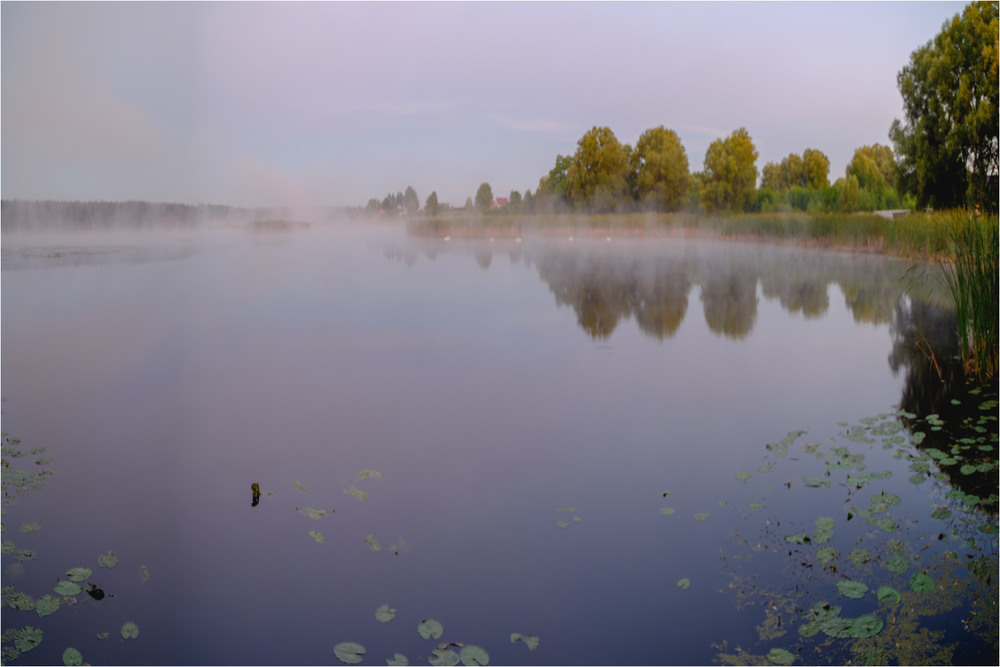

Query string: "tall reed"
[[939, 211, 998, 380]]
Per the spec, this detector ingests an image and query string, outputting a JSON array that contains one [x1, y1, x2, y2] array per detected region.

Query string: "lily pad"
[[62, 647, 83, 666], [734, 471, 752, 482], [767, 647, 795, 665], [510, 633, 539, 650], [693, 513, 710, 521], [386, 653, 409, 666], [334, 641, 366, 665], [848, 548, 871, 566], [848, 615, 883, 638], [876, 586, 900, 604], [309, 531, 326, 544], [344, 487, 369, 501], [35, 595, 60, 617], [294, 481, 311, 491], [882, 556, 909, 577], [364, 535, 381, 551], [459, 645, 489, 666], [19, 522, 40, 533], [835, 579, 868, 599], [757, 464, 775, 473], [54, 581, 81, 596], [355, 469, 381, 480], [659, 508, 676, 516], [14, 626, 43, 653], [785, 533, 810, 545], [120, 621, 139, 640], [748, 503, 763, 510], [375, 604, 396, 623], [64, 568, 92, 582], [297, 505, 329, 520], [803, 476, 830, 488], [418, 619, 444, 640], [815, 546, 837, 564], [556, 521, 570, 529], [97, 551, 119, 568], [909, 572, 934, 592], [429, 648, 459, 666], [677, 578, 690, 589]]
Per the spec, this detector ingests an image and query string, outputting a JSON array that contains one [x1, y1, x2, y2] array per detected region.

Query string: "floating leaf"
[[835, 580, 868, 599], [8, 592, 36, 610], [848, 548, 871, 566], [677, 578, 691, 589], [909, 572, 934, 592], [693, 513, 710, 521], [556, 521, 570, 529], [334, 642, 366, 665], [757, 464, 775, 473], [556, 506, 578, 513], [510, 633, 539, 651], [355, 469, 381, 480], [95, 632, 110, 640], [294, 481, 311, 491], [297, 505, 328, 520], [64, 568, 92, 582], [120, 621, 139, 640], [767, 647, 795, 665], [885, 554, 909, 574], [19, 522, 40, 533], [876, 586, 900, 604], [803, 476, 830, 488], [875, 518, 897, 532], [734, 471, 752, 482], [429, 648, 459, 666], [35, 595, 60, 617], [785, 533, 810, 545], [14, 626, 43, 652], [658, 508, 675, 516], [375, 604, 396, 623], [418, 619, 444, 640], [364, 535, 381, 551], [62, 647, 83, 666], [749, 503, 763, 510], [309, 531, 326, 544], [344, 487, 369, 501], [572, 515, 582, 523], [816, 547, 837, 564], [97, 551, 119, 568], [848, 615, 883, 638], [54, 581, 81, 596], [386, 653, 409, 666], [459, 645, 489, 666]]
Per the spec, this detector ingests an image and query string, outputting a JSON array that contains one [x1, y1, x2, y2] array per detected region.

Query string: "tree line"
[[364, 3, 997, 217]]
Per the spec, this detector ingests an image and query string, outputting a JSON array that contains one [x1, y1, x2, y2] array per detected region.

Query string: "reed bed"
[[938, 211, 998, 381]]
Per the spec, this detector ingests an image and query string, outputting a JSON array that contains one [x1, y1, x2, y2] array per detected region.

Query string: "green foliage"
[[120, 621, 139, 639], [62, 647, 83, 666], [701, 128, 758, 212], [567, 126, 629, 212], [417, 619, 444, 640], [631, 126, 691, 212], [510, 633, 539, 651], [939, 211, 998, 380], [891, 2, 999, 210]]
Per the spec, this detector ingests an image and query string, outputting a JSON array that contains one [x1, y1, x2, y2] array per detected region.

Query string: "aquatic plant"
[[938, 211, 998, 380]]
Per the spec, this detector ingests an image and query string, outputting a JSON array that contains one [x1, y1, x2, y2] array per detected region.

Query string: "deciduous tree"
[[425, 191, 439, 216], [566, 126, 629, 212], [891, 2, 998, 209], [475, 182, 494, 212], [700, 128, 759, 212], [630, 126, 691, 212]]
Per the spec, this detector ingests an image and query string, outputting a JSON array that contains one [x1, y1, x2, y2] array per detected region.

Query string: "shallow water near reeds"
[[1, 223, 996, 665]]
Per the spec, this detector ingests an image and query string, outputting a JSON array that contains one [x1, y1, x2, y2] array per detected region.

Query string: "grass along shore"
[[407, 210, 985, 261]]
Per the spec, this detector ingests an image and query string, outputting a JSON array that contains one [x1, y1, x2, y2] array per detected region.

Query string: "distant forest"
[[0, 200, 343, 232]]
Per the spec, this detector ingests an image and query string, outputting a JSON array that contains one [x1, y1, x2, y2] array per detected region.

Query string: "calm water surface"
[[1, 224, 996, 665]]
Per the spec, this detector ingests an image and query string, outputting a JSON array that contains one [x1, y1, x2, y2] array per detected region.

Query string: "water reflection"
[[386, 235, 947, 342]]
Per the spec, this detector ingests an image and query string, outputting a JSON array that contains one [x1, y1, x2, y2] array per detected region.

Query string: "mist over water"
[[1, 222, 993, 665]]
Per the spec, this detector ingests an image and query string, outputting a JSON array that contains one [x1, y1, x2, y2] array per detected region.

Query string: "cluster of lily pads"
[[2, 432, 149, 665], [332, 605, 538, 665], [706, 389, 998, 665]]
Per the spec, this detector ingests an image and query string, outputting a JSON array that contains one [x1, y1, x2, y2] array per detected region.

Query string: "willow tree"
[[700, 128, 759, 212], [566, 126, 629, 212], [630, 126, 691, 212]]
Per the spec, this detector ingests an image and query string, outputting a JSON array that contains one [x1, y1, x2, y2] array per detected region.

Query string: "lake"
[[1, 223, 996, 666]]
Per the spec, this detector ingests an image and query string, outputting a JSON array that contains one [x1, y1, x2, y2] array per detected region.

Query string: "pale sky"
[[1, 1, 969, 209]]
